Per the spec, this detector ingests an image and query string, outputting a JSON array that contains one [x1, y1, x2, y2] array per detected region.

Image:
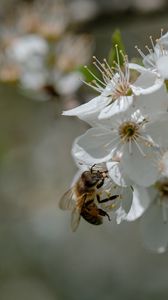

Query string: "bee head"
[[81, 168, 108, 188]]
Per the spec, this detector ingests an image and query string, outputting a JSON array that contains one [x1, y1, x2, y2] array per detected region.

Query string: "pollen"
[[119, 121, 140, 143]]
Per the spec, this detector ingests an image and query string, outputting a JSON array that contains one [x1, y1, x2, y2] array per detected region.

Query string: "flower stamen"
[[119, 121, 140, 143], [83, 49, 133, 109]]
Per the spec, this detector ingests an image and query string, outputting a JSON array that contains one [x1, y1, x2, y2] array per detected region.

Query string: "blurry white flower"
[[0, 63, 21, 83], [17, 0, 69, 40], [20, 69, 48, 90], [68, 0, 98, 23], [132, 0, 165, 13], [7, 34, 49, 64], [72, 111, 168, 186], [56, 71, 83, 96], [56, 34, 93, 73]]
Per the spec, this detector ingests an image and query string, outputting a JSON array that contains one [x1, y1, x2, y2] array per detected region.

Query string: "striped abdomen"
[[81, 200, 103, 225]]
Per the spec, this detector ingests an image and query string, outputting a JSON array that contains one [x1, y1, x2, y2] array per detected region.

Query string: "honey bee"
[[59, 166, 119, 231]]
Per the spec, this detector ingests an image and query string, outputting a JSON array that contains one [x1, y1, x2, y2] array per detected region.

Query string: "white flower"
[[63, 52, 163, 123], [134, 179, 168, 253], [56, 34, 94, 72], [20, 69, 48, 90], [72, 111, 168, 186], [7, 34, 49, 64], [6, 34, 50, 93], [136, 31, 168, 79], [56, 71, 83, 96]]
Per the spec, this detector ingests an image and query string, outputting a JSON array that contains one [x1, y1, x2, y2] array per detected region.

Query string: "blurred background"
[[0, 0, 168, 299]]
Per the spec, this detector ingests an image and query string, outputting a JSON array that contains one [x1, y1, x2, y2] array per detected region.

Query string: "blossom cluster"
[[0, 0, 94, 105], [63, 31, 168, 253]]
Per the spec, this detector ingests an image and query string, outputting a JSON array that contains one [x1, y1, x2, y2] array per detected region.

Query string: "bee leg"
[[96, 194, 119, 203], [98, 209, 111, 221], [96, 178, 104, 189]]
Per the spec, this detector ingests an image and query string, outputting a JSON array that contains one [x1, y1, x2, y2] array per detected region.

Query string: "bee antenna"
[[90, 164, 96, 173]]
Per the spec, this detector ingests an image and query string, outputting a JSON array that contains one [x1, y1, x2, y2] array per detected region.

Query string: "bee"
[[59, 166, 119, 231]]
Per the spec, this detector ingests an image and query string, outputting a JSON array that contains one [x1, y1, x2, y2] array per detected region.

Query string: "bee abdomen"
[[81, 210, 103, 225]]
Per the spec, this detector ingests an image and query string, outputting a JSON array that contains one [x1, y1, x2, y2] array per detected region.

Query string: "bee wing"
[[71, 207, 81, 232], [59, 188, 76, 211]]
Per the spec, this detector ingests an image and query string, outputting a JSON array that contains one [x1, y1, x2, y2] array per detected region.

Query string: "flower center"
[[119, 121, 140, 143], [110, 84, 132, 103], [155, 179, 168, 223], [83, 47, 133, 105], [155, 180, 168, 198]]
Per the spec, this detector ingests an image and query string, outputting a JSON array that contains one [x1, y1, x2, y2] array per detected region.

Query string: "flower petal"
[[129, 63, 149, 73], [133, 85, 168, 116], [126, 185, 151, 221], [63, 95, 110, 126], [146, 114, 168, 148], [63, 95, 103, 115], [156, 55, 168, 79], [99, 96, 133, 119], [121, 142, 159, 187], [106, 161, 131, 187], [72, 127, 117, 164], [140, 202, 168, 253], [130, 68, 163, 95], [115, 187, 133, 224]]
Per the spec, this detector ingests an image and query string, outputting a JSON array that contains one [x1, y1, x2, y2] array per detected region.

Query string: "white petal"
[[156, 55, 168, 79], [72, 127, 117, 164], [126, 185, 151, 221], [159, 151, 168, 177], [121, 142, 159, 187], [120, 186, 133, 213], [146, 114, 168, 148], [62, 95, 110, 125], [140, 202, 168, 253], [129, 63, 149, 73], [143, 52, 157, 69], [63, 95, 102, 115], [133, 85, 168, 115], [130, 70, 163, 95], [99, 96, 133, 119], [106, 161, 131, 187], [159, 32, 168, 46], [115, 187, 133, 224]]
